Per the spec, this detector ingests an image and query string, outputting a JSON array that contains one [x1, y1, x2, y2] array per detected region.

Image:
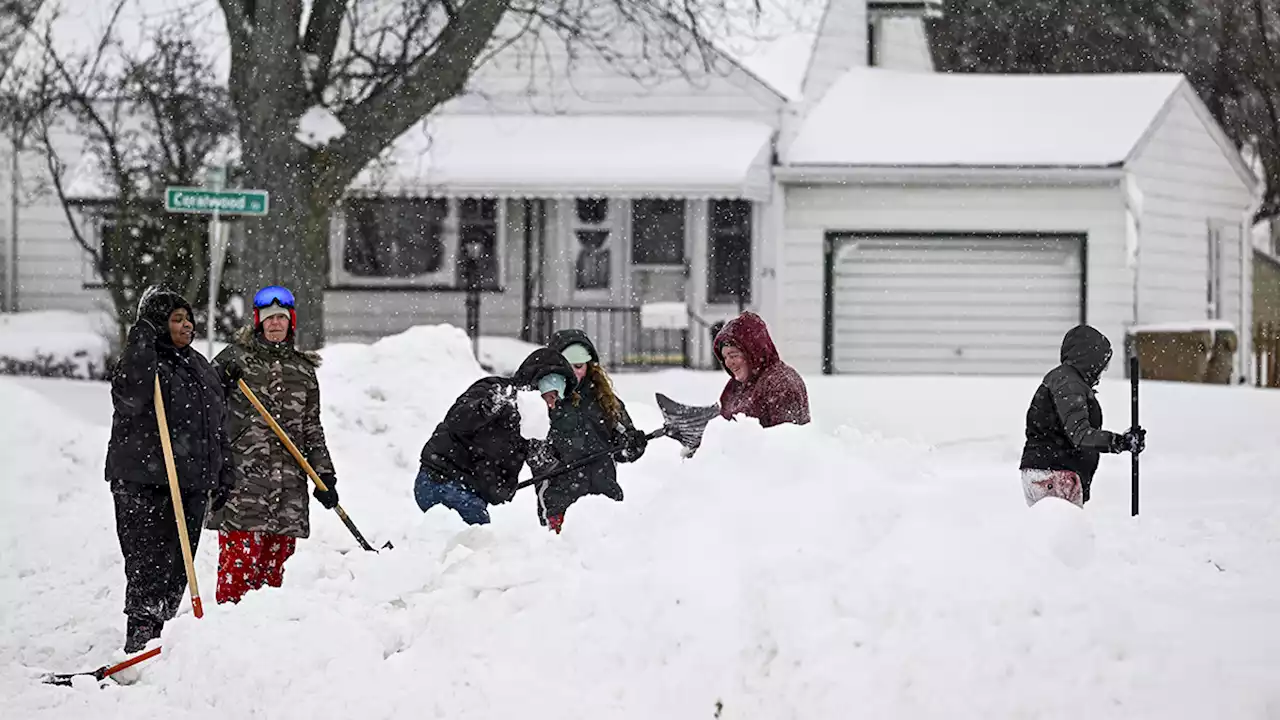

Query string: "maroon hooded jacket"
[[713, 312, 811, 428]]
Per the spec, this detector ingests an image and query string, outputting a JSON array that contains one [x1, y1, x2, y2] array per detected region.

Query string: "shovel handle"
[[236, 379, 378, 553], [517, 427, 667, 491], [154, 376, 203, 618]]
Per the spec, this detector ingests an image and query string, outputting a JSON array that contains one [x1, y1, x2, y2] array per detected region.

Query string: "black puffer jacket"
[[538, 330, 639, 519], [1020, 325, 1121, 501], [105, 292, 235, 496], [420, 348, 575, 505]]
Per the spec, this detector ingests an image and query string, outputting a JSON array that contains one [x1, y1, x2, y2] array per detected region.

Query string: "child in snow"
[[105, 288, 234, 653], [713, 311, 810, 428], [414, 348, 576, 525], [1020, 325, 1146, 507], [208, 285, 340, 605], [534, 330, 649, 534]]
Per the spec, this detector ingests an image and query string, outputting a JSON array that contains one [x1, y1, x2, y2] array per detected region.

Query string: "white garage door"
[[828, 235, 1084, 375]]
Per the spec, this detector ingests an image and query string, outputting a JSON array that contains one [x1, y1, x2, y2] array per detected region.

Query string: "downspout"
[[5, 124, 18, 313], [1241, 197, 1263, 384]]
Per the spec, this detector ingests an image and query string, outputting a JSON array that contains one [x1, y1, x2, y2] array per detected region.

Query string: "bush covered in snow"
[[0, 311, 114, 380]]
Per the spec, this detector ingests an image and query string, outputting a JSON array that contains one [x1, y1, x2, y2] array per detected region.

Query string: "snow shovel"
[[154, 375, 204, 618], [516, 393, 720, 491], [41, 646, 162, 687], [236, 379, 391, 552]]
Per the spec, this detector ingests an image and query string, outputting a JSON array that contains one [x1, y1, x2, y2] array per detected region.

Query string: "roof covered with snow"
[[354, 114, 775, 200], [785, 69, 1185, 168], [706, 0, 822, 101]]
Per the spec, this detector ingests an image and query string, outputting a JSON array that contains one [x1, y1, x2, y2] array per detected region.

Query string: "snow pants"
[[414, 469, 491, 525], [112, 481, 209, 650], [216, 530, 298, 604], [1021, 469, 1084, 508]]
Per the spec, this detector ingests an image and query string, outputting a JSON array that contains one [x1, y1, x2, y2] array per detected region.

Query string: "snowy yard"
[[3, 325, 1280, 718]]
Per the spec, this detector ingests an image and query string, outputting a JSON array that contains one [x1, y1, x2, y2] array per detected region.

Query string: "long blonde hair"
[[574, 363, 623, 426]]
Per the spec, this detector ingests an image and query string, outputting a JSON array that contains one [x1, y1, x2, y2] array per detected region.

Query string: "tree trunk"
[[238, 150, 330, 351]]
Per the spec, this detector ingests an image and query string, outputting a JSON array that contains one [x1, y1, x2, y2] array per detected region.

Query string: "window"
[[456, 198, 499, 289], [337, 197, 504, 289], [631, 199, 685, 265], [1207, 222, 1223, 319], [708, 199, 752, 304], [574, 198, 611, 290], [344, 198, 446, 278]]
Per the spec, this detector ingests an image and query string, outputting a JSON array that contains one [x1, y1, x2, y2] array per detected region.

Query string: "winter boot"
[[124, 616, 162, 654]]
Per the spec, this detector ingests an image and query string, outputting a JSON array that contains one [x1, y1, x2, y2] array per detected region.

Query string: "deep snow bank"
[[4, 325, 1280, 719]]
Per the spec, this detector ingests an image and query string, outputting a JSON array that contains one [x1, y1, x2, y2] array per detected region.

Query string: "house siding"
[[776, 181, 1129, 375], [446, 22, 786, 124], [873, 17, 934, 71], [2, 123, 109, 314], [1128, 87, 1256, 373], [802, 0, 869, 107]]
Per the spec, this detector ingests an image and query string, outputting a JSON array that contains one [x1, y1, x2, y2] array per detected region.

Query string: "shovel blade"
[[655, 393, 720, 452]]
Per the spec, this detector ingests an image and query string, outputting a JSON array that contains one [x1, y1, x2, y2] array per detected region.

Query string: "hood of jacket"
[[1059, 325, 1112, 387], [511, 347, 577, 392], [547, 329, 599, 363], [232, 325, 322, 366], [713, 312, 781, 379]]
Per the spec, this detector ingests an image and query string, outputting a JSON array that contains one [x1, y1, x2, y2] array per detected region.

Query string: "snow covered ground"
[[3, 324, 1280, 719]]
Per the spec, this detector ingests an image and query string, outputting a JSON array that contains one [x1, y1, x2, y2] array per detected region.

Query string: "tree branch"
[[301, 0, 347, 93], [322, 0, 510, 197]]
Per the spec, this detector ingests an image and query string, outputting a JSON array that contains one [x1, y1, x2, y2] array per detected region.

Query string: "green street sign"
[[165, 187, 270, 216]]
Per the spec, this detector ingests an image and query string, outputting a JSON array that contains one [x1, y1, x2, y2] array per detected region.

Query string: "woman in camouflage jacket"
[[208, 286, 339, 604]]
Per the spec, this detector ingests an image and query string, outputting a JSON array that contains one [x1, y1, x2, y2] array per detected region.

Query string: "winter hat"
[[537, 373, 567, 399], [252, 285, 297, 332], [257, 304, 291, 323], [138, 287, 193, 327], [561, 343, 593, 365]]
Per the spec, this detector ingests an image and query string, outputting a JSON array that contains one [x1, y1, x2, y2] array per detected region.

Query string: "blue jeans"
[[414, 469, 491, 525]]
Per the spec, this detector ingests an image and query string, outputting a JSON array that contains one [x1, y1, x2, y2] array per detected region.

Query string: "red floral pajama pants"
[[216, 530, 297, 605]]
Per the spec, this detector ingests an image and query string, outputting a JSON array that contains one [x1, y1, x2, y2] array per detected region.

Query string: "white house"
[[1, 0, 1260, 376]]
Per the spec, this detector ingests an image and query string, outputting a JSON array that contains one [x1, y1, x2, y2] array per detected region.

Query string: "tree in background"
[[17, 7, 243, 346], [929, 0, 1280, 223]]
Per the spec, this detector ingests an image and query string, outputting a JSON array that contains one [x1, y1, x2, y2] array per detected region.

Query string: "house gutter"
[[773, 164, 1125, 186]]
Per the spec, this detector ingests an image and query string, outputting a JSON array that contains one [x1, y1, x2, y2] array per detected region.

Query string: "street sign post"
[[164, 180, 270, 357]]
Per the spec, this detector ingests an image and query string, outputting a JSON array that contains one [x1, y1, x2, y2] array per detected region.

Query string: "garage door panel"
[[830, 235, 1083, 375]]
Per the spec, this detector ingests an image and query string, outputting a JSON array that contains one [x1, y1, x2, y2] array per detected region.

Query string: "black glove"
[[222, 357, 246, 384], [313, 472, 339, 509], [1110, 427, 1146, 454], [526, 438, 562, 476], [614, 428, 649, 463], [132, 316, 165, 343]]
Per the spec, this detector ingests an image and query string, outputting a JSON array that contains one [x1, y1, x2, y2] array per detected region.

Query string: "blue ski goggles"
[[253, 285, 295, 310]]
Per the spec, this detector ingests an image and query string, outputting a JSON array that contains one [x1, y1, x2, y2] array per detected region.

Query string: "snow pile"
[[0, 310, 114, 379], [295, 106, 347, 148], [4, 326, 1280, 718]]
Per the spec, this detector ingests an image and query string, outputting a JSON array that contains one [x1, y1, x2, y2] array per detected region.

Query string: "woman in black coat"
[[105, 288, 235, 653], [535, 330, 648, 533]]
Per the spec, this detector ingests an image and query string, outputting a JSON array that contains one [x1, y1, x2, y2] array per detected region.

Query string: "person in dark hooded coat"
[[1020, 325, 1146, 507], [713, 312, 810, 428], [534, 329, 649, 533], [415, 348, 576, 525], [105, 287, 235, 653]]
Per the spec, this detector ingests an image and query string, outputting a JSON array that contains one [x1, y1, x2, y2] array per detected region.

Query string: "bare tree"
[[215, 0, 758, 349], [22, 7, 241, 344]]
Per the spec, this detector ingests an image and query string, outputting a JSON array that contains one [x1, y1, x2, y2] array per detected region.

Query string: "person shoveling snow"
[[1019, 324, 1146, 507], [414, 347, 576, 525], [713, 312, 810, 429], [208, 285, 341, 604]]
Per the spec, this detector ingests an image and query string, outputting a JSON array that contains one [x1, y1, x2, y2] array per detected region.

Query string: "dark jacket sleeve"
[[302, 372, 337, 480], [1045, 368, 1117, 452], [217, 395, 237, 494], [447, 380, 516, 435], [211, 344, 241, 395], [111, 322, 159, 417]]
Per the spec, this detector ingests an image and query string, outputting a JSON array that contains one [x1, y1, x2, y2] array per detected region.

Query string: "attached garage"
[[770, 68, 1259, 378], [824, 233, 1085, 375]]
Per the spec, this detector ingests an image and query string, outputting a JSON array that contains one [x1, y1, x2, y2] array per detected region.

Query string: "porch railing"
[[532, 305, 690, 369], [1255, 321, 1280, 388]]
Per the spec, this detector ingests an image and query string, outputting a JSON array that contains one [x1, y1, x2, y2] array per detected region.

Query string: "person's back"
[[1020, 325, 1144, 506]]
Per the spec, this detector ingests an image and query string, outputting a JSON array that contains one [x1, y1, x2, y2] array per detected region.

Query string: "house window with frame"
[[708, 199, 753, 305], [456, 198, 500, 290], [574, 198, 611, 290], [631, 199, 685, 265], [343, 198, 447, 278], [1207, 222, 1224, 319]]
